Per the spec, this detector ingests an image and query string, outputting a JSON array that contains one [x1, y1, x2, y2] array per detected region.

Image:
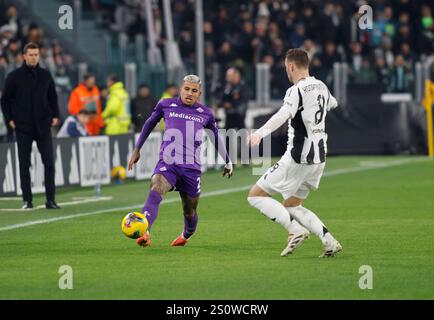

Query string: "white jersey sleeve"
[[326, 90, 338, 111], [255, 87, 299, 139]]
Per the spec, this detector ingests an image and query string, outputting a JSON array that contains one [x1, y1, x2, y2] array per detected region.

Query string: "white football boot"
[[319, 239, 342, 258], [280, 231, 310, 257]]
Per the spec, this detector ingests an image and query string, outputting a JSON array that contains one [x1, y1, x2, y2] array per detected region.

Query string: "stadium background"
[[1, 0, 434, 300], [1, 0, 434, 194]]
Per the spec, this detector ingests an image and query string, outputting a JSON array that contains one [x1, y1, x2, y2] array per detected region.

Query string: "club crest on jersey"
[[159, 166, 167, 172], [197, 107, 204, 113], [170, 103, 178, 107]]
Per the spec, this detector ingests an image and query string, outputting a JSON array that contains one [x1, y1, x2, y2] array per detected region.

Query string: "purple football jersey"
[[135, 97, 229, 171]]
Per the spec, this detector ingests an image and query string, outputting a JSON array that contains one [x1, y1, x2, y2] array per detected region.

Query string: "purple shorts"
[[153, 160, 201, 198]]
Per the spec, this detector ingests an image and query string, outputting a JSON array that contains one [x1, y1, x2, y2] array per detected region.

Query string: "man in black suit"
[[1, 43, 60, 209]]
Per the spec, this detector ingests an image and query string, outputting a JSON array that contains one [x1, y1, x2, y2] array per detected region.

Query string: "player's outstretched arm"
[[128, 148, 140, 171], [128, 102, 164, 171], [247, 131, 263, 146], [205, 113, 233, 179], [326, 90, 339, 111], [247, 88, 298, 146], [247, 106, 290, 146]]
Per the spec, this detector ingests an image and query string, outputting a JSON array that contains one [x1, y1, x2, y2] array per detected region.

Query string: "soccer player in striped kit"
[[247, 49, 342, 258]]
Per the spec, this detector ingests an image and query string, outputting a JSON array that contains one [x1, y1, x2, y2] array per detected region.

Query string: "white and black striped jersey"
[[256, 76, 338, 164]]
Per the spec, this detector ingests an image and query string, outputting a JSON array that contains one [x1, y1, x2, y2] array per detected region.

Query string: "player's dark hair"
[[285, 48, 309, 69], [23, 42, 39, 54]]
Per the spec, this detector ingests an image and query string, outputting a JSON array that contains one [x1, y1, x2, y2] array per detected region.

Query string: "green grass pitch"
[[0, 156, 433, 299]]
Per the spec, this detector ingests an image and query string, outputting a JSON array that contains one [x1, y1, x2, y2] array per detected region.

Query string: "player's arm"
[[205, 113, 233, 178], [128, 102, 164, 170], [326, 89, 338, 111], [247, 87, 299, 146]]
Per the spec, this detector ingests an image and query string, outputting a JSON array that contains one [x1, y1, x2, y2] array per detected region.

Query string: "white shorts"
[[256, 156, 325, 200]]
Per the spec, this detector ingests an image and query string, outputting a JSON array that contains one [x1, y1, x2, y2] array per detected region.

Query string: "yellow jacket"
[[157, 91, 176, 131], [160, 91, 174, 100], [102, 82, 131, 135]]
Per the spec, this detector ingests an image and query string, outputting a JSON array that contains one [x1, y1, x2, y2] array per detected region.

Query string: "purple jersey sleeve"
[[205, 112, 230, 164], [135, 101, 164, 149]]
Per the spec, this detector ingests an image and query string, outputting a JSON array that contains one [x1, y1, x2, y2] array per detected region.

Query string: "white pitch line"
[[322, 158, 428, 177], [0, 197, 113, 212], [0, 157, 429, 232]]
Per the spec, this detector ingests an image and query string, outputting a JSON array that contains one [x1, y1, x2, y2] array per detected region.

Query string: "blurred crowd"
[[83, 0, 434, 97], [60, 68, 250, 138], [168, 0, 434, 96], [1, 68, 177, 140], [0, 2, 76, 139], [1, 0, 434, 140], [0, 3, 75, 89], [83, 0, 147, 37]]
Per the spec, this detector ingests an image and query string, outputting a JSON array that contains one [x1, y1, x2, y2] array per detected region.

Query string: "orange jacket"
[[68, 83, 104, 135]]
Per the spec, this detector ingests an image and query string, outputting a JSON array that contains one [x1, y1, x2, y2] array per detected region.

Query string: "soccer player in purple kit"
[[128, 75, 233, 248]]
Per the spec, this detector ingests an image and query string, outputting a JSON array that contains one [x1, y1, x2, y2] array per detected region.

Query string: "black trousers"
[[15, 130, 55, 202]]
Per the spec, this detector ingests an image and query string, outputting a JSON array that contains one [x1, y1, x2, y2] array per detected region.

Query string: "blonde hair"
[[183, 74, 202, 85]]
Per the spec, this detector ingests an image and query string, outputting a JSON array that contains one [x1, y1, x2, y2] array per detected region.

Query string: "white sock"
[[286, 205, 335, 245], [287, 219, 308, 235], [248, 197, 308, 235]]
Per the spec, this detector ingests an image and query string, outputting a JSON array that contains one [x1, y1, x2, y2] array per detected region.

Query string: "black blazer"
[[1, 63, 59, 135]]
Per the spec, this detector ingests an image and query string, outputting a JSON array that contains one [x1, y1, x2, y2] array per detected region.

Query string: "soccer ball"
[[121, 212, 148, 239], [111, 166, 126, 184]]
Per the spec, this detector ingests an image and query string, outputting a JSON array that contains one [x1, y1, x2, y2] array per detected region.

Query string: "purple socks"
[[142, 189, 198, 239], [183, 211, 198, 239], [142, 190, 162, 231]]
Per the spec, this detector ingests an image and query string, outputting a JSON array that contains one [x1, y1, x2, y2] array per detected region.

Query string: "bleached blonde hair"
[[183, 74, 202, 85]]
